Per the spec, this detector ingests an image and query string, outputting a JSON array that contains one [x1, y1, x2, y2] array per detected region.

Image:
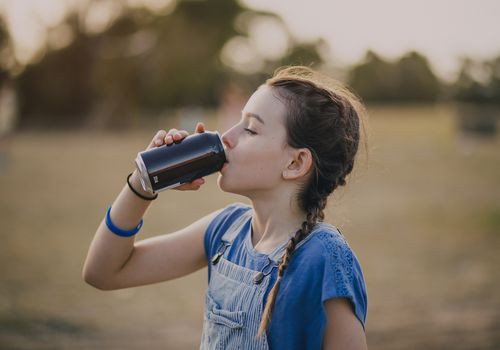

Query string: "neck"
[[248, 189, 307, 252]]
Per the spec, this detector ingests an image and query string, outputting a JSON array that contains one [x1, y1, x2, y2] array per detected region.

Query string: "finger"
[[165, 130, 189, 144], [193, 178, 205, 185], [151, 130, 167, 147], [175, 184, 194, 191], [185, 178, 205, 188], [167, 128, 179, 136], [164, 128, 177, 144], [195, 122, 205, 134], [174, 178, 205, 191], [173, 130, 189, 141]]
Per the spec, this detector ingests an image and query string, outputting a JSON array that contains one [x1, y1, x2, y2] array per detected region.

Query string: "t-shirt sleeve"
[[319, 231, 368, 330], [203, 202, 251, 264]]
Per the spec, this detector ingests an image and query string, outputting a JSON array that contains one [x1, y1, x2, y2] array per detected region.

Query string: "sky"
[[2, 0, 500, 82], [242, 0, 500, 81]]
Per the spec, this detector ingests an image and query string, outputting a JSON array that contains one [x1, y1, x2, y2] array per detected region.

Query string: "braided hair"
[[256, 66, 368, 337]]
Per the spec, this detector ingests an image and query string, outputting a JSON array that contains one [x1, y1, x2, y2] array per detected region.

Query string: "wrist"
[[128, 170, 158, 200]]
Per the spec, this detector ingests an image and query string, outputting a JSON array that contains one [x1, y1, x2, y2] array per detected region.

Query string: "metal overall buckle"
[[211, 242, 231, 265], [253, 257, 282, 285]]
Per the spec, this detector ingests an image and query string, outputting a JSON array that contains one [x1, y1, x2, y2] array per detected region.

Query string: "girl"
[[83, 66, 369, 349]]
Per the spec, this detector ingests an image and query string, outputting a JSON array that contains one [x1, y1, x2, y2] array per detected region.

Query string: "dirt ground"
[[0, 104, 499, 349]]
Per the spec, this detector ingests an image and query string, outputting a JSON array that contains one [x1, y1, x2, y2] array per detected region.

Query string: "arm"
[[322, 298, 368, 350], [82, 124, 215, 290]]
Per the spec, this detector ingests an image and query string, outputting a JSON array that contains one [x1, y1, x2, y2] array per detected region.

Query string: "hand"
[[145, 122, 207, 191]]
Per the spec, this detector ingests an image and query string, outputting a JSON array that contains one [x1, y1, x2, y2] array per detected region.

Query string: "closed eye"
[[244, 128, 257, 135]]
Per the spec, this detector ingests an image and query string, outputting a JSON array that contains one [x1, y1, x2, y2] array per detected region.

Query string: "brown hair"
[[256, 65, 369, 337]]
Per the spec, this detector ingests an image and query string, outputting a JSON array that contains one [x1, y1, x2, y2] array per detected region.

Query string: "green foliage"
[[453, 56, 500, 104], [0, 16, 13, 84], [15, 0, 247, 128], [13, 0, 321, 128], [4, 0, 500, 129], [348, 50, 441, 103], [270, 40, 324, 70], [16, 18, 95, 128]]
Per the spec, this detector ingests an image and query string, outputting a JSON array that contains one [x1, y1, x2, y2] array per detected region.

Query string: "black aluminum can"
[[135, 131, 226, 193]]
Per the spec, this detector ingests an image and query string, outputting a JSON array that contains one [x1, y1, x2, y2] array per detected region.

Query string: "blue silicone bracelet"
[[105, 206, 143, 237]]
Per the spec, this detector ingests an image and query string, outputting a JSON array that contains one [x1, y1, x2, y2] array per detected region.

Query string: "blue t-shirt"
[[204, 202, 368, 349]]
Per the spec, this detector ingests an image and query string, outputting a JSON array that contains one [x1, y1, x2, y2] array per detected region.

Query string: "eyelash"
[[244, 128, 257, 135]]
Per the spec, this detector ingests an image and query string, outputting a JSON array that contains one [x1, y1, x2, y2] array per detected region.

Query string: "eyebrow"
[[241, 111, 265, 125]]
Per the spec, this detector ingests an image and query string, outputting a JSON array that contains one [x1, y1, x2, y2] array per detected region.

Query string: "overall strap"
[[220, 207, 252, 244], [211, 208, 252, 266]]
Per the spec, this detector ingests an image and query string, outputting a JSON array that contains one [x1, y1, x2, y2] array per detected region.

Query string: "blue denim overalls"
[[200, 209, 325, 349], [200, 209, 282, 350]]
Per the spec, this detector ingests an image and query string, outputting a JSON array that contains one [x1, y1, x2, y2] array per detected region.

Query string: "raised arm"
[[82, 123, 217, 290]]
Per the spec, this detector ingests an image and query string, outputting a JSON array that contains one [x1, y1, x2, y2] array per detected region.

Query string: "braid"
[[256, 196, 328, 337]]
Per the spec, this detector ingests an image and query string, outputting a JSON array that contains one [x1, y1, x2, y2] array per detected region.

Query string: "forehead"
[[242, 85, 287, 126]]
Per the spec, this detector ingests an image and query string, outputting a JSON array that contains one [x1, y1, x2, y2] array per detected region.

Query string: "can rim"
[[214, 130, 227, 163], [135, 152, 154, 194]]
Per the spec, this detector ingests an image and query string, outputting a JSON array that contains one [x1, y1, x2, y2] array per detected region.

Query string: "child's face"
[[218, 85, 292, 196]]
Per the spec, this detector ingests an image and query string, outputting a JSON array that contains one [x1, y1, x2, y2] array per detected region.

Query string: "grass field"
[[1, 104, 499, 349]]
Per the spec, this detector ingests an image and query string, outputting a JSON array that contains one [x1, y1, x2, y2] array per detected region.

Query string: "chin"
[[217, 175, 236, 194], [216, 174, 230, 192], [217, 175, 249, 196]]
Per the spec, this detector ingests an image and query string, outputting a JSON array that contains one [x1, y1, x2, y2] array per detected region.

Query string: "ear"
[[282, 148, 313, 180]]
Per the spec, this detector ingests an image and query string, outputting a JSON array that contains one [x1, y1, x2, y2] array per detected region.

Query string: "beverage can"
[[135, 131, 227, 193]]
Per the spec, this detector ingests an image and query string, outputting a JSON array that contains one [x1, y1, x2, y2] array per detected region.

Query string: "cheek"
[[237, 144, 285, 177], [218, 144, 285, 193]]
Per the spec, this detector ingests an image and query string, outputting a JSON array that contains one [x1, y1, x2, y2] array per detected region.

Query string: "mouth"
[[220, 161, 229, 173]]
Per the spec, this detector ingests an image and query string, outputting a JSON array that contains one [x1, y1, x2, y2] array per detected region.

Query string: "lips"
[[221, 151, 229, 171]]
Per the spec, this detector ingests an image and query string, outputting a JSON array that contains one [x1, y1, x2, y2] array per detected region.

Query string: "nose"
[[221, 130, 234, 150]]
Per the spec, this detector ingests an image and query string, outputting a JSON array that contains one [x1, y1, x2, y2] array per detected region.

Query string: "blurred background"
[[0, 0, 499, 348]]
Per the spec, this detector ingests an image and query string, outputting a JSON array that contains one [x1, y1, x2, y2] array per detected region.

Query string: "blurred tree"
[[15, 0, 247, 128], [0, 14, 17, 167], [16, 14, 95, 129], [348, 50, 441, 103], [132, 0, 244, 109], [452, 58, 490, 103], [269, 39, 324, 70], [244, 38, 326, 94], [14, 0, 298, 129], [0, 15, 14, 85], [452, 57, 500, 138], [396, 51, 441, 101], [485, 55, 500, 103], [348, 50, 398, 102]]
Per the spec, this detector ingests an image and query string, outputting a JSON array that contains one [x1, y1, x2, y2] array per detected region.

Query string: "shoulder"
[[295, 223, 355, 270], [206, 202, 251, 233], [294, 223, 368, 327], [203, 202, 251, 258], [307, 224, 365, 293], [285, 223, 359, 285], [314, 225, 358, 273]]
